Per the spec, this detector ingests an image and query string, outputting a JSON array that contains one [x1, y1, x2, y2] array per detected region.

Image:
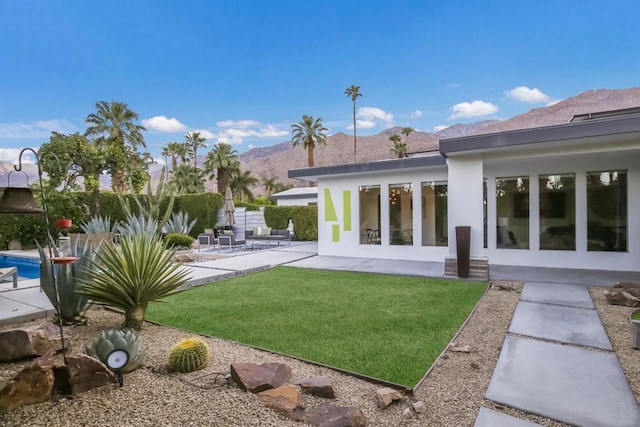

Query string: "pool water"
[[0, 256, 40, 279]]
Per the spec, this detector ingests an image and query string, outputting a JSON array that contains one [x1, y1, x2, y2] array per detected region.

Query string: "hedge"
[[264, 205, 318, 241]]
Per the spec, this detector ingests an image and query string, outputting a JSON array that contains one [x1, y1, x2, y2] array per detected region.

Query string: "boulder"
[[292, 376, 336, 399], [0, 352, 55, 414], [604, 283, 640, 307], [0, 323, 66, 362], [230, 362, 291, 393], [258, 384, 304, 421], [375, 387, 403, 409], [308, 404, 367, 427], [65, 354, 115, 393]]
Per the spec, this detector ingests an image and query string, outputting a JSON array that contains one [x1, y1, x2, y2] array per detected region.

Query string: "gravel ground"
[[1, 282, 638, 426]]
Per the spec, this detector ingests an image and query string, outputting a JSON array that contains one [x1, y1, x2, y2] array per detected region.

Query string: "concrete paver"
[[520, 282, 594, 308], [486, 335, 640, 427], [474, 407, 541, 427], [509, 300, 612, 350], [288, 255, 445, 278]]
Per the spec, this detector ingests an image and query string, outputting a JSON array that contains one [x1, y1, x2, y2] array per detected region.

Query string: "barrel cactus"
[[86, 329, 147, 373], [167, 337, 210, 373]]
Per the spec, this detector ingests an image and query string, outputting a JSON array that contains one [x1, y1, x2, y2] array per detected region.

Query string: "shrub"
[[264, 205, 318, 241], [167, 337, 210, 373], [164, 233, 194, 249]]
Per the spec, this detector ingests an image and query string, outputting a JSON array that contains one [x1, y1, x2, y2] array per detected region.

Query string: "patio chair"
[[0, 267, 18, 288], [197, 229, 217, 250], [217, 234, 246, 251]]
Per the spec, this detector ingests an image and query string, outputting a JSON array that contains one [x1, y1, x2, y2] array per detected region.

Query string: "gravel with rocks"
[[1, 281, 638, 426]]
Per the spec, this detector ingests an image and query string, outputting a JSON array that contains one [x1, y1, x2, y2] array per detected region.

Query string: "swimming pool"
[[0, 255, 40, 279]]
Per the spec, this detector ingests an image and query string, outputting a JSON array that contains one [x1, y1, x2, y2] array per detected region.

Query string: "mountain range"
[[2, 87, 639, 194]]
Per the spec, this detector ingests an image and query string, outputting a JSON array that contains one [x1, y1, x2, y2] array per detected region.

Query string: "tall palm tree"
[[262, 176, 277, 197], [291, 115, 328, 169], [161, 145, 171, 179], [230, 169, 258, 202], [185, 131, 207, 168], [85, 100, 146, 192], [344, 85, 363, 163], [169, 164, 205, 194], [389, 134, 408, 158], [203, 143, 240, 196]]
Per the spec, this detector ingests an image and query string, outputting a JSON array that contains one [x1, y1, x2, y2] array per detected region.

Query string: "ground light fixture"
[[106, 349, 130, 387]]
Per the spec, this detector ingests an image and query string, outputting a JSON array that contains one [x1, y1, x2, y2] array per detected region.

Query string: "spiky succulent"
[[164, 211, 196, 235], [86, 329, 147, 373], [167, 337, 210, 373], [37, 235, 94, 326], [80, 215, 114, 234]]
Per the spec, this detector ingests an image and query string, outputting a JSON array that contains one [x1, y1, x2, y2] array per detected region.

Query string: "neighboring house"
[[289, 108, 640, 273], [270, 187, 318, 206]]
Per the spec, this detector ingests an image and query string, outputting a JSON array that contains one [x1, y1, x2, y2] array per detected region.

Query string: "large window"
[[421, 181, 448, 246], [359, 185, 380, 244], [539, 173, 575, 251], [389, 183, 413, 245], [496, 176, 529, 249], [587, 170, 627, 252]]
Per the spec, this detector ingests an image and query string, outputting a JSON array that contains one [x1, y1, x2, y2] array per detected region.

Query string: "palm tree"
[[291, 115, 328, 169], [161, 145, 171, 179], [169, 164, 205, 194], [185, 131, 207, 168], [344, 85, 363, 163], [262, 176, 277, 197], [390, 134, 408, 158], [174, 142, 190, 164], [203, 143, 240, 196], [85, 100, 146, 192], [231, 169, 258, 202], [401, 127, 413, 145]]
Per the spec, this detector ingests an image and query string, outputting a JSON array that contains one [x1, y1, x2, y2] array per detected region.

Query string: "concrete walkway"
[[2, 247, 640, 426], [479, 282, 640, 427]]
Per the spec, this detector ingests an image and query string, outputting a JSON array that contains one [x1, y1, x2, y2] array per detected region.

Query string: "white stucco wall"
[[446, 155, 485, 258], [317, 166, 449, 261]]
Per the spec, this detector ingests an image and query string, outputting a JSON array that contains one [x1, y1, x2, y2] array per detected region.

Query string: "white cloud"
[[141, 116, 187, 133], [355, 120, 376, 129], [410, 110, 423, 118], [348, 106, 394, 129], [208, 121, 289, 145], [503, 86, 551, 104], [0, 119, 79, 139], [191, 129, 216, 139], [216, 119, 260, 128], [547, 99, 562, 106], [248, 144, 255, 150], [433, 125, 449, 132], [448, 100, 498, 120], [0, 148, 34, 162]]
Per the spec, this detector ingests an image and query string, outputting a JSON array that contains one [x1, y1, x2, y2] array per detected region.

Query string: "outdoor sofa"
[[244, 227, 291, 246]]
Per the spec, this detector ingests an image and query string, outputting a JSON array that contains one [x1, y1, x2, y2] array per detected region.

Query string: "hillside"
[[471, 88, 640, 135]]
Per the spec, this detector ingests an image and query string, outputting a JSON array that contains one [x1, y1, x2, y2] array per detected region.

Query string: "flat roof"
[[288, 154, 446, 182], [440, 111, 640, 156], [270, 187, 318, 199]]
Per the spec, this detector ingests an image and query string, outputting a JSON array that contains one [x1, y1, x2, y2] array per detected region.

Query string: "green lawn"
[[146, 266, 486, 386]]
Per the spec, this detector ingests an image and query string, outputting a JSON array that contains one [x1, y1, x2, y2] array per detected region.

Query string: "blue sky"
[[1, 0, 639, 163]]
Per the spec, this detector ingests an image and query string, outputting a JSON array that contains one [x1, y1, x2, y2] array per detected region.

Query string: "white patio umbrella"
[[223, 187, 236, 226]]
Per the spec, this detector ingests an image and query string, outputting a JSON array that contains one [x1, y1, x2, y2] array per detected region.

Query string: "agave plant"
[[164, 211, 196, 235], [37, 236, 95, 326], [86, 329, 147, 373], [80, 215, 114, 234], [77, 233, 191, 331], [116, 213, 160, 239]]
